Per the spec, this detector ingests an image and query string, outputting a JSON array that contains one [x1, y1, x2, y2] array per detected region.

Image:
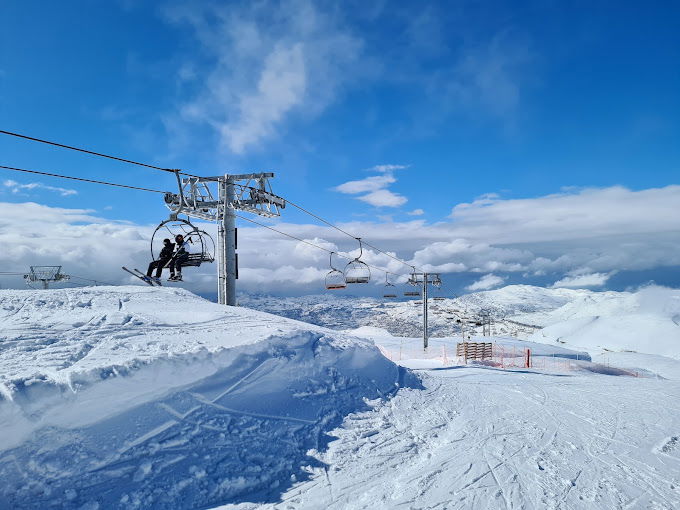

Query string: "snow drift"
[[0, 286, 414, 509]]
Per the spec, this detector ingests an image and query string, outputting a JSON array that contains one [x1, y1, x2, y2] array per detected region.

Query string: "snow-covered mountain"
[[241, 284, 680, 359], [239, 285, 620, 337], [528, 285, 680, 359]]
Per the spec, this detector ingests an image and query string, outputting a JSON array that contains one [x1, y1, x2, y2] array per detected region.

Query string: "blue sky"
[[0, 1, 678, 296]]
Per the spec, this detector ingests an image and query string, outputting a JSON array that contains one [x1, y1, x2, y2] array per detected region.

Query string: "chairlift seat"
[[383, 293, 397, 298], [183, 253, 209, 267], [325, 267, 347, 290], [344, 260, 370, 284]]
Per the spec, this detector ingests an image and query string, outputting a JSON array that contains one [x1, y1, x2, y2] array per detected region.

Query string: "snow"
[[527, 286, 680, 359], [1, 284, 679, 509], [244, 285, 680, 359], [0, 286, 410, 509], [256, 367, 680, 509]]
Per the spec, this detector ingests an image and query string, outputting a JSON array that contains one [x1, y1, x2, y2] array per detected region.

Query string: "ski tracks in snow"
[[275, 368, 680, 510]]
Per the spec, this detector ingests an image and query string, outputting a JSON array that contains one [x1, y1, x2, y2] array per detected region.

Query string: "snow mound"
[[456, 284, 598, 317], [528, 286, 680, 359], [0, 286, 415, 509]]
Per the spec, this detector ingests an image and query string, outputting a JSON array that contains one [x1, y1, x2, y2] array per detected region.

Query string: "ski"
[[133, 268, 162, 286], [122, 267, 154, 286]]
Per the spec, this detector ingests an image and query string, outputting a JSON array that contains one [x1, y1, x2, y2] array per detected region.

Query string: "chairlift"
[[404, 291, 420, 297], [325, 251, 347, 290], [383, 273, 397, 298], [151, 218, 215, 268], [344, 238, 371, 284]]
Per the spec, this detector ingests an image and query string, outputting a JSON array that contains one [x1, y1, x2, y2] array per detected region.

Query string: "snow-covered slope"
[[527, 286, 680, 359], [2, 285, 679, 509], [257, 367, 680, 510], [0, 286, 410, 509]]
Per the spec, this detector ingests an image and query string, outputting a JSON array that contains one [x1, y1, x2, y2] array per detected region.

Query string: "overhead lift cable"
[[1, 128, 420, 276], [275, 197, 421, 273], [0, 129, 198, 178], [0, 165, 166, 194], [235, 214, 407, 280]]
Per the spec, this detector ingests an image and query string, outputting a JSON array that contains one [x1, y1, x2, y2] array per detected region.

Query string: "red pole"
[[525, 348, 531, 368]]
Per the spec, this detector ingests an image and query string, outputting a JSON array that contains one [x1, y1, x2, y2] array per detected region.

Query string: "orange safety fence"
[[376, 343, 641, 377]]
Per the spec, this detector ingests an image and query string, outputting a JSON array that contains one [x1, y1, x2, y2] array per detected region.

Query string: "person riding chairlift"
[[144, 238, 174, 284], [168, 234, 191, 281]]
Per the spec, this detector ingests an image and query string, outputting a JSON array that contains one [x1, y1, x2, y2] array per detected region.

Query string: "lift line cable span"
[[251, 194, 421, 274], [0, 165, 167, 194], [1, 128, 420, 274], [227, 184, 421, 274], [0, 164, 419, 280], [0, 129, 199, 178], [235, 214, 410, 280]]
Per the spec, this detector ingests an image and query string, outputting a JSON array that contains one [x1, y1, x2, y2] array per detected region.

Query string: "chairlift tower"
[[408, 272, 442, 350], [24, 266, 70, 289], [163, 172, 284, 306], [479, 310, 492, 337]]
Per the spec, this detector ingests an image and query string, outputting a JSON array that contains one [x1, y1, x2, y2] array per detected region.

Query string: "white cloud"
[[3, 179, 77, 197], [166, 0, 362, 154], [334, 164, 408, 208], [369, 164, 409, 173], [466, 274, 506, 292], [334, 174, 396, 194], [551, 271, 613, 289], [449, 185, 680, 243], [407, 209, 424, 216], [357, 189, 408, 208]]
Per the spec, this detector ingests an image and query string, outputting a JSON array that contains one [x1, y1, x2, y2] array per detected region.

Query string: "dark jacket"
[[159, 243, 175, 260]]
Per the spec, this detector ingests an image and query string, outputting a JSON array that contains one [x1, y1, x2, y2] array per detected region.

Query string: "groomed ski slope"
[[225, 326, 679, 510], [0, 286, 411, 509], [248, 365, 680, 510]]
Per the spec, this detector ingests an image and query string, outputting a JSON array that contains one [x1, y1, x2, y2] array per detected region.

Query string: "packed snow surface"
[[0, 286, 407, 509], [1, 285, 679, 509]]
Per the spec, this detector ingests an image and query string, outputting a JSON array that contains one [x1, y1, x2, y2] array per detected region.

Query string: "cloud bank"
[[0, 185, 678, 295]]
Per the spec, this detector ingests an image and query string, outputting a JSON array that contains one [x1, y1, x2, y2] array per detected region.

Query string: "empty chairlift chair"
[[404, 269, 420, 297], [325, 251, 347, 290], [344, 238, 371, 284], [383, 273, 397, 298]]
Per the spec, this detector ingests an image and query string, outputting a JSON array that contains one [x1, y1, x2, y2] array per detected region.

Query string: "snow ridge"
[[0, 286, 417, 509]]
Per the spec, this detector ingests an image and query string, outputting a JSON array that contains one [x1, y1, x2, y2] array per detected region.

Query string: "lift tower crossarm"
[[162, 172, 282, 306]]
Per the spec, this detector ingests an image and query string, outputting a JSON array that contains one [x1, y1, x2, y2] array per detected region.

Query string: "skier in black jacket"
[[146, 238, 175, 283], [168, 234, 190, 281]]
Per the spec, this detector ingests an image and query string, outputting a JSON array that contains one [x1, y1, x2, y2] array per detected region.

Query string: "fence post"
[[525, 348, 531, 368]]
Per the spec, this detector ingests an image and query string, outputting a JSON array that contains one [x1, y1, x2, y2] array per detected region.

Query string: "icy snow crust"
[[0, 286, 412, 509]]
